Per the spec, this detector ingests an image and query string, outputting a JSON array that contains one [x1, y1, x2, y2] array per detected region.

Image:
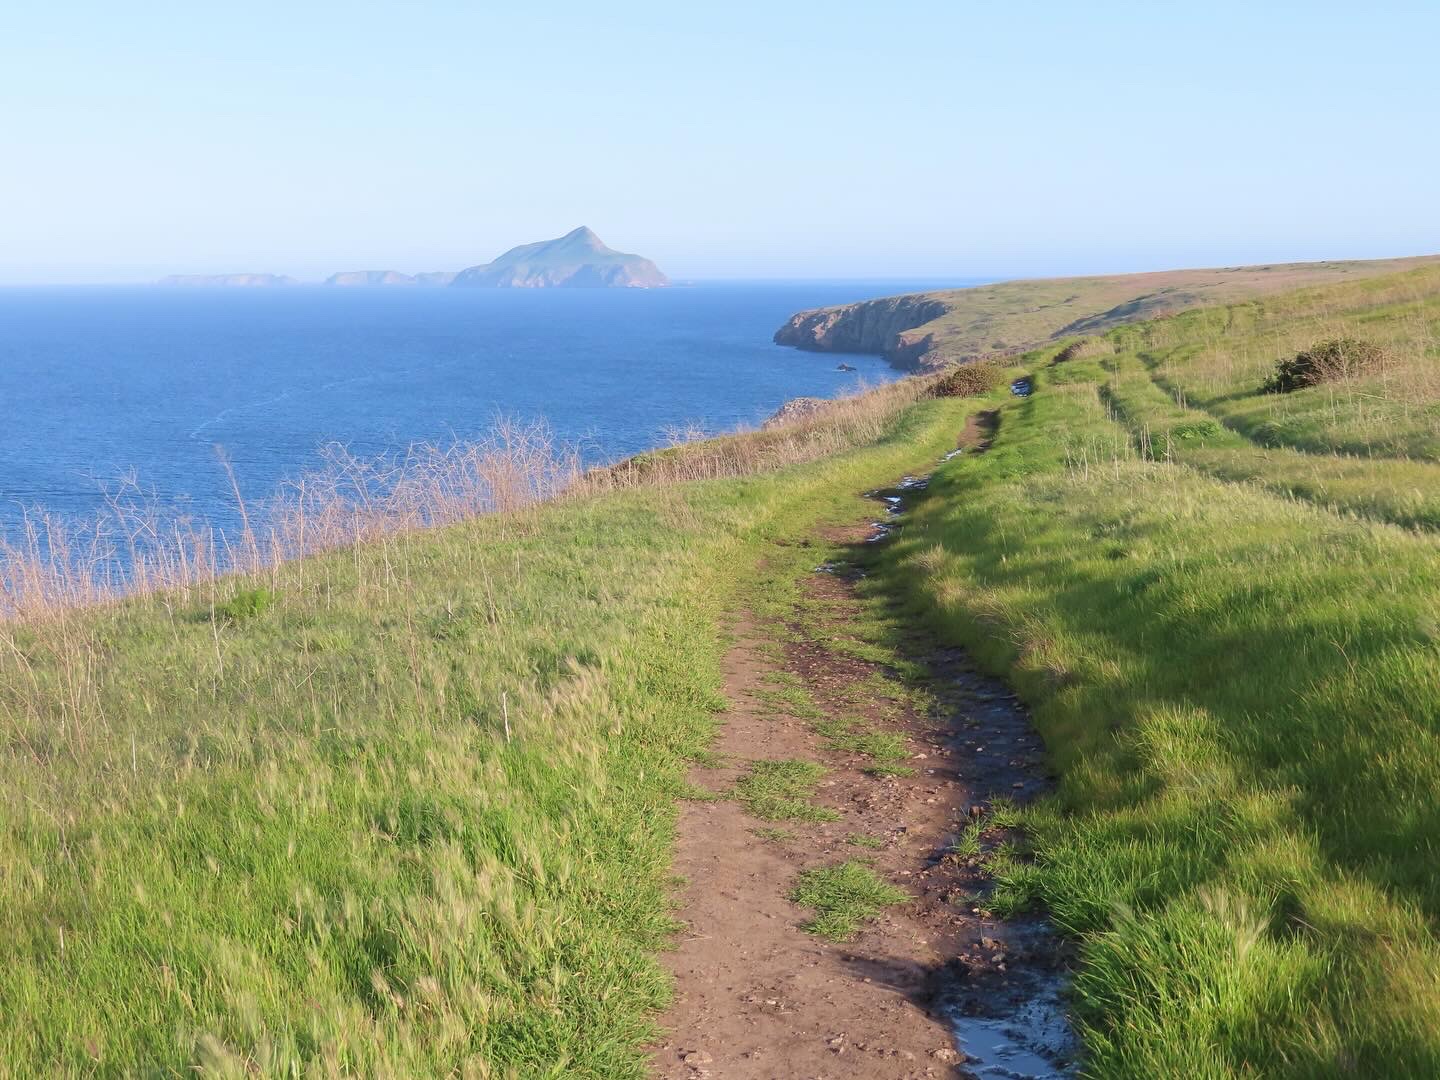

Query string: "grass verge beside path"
[[873, 273, 1440, 1076], [0, 397, 972, 1076]]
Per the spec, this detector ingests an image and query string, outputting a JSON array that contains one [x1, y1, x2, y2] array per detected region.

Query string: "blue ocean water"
[[0, 280, 981, 535]]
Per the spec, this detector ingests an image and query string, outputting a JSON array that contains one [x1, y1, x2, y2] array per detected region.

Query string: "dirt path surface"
[[651, 484, 1075, 1079]]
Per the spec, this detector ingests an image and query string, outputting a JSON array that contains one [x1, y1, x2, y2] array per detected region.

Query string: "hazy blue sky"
[[2, 1, 1437, 283]]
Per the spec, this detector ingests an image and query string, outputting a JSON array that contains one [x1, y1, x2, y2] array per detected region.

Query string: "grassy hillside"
[[0, 386, 969, 1075], [874, 263, 1440, 1075], [783, 254, 1440, 368], [925, 254, 1440, 362], [3, 260, 1438, 1076]]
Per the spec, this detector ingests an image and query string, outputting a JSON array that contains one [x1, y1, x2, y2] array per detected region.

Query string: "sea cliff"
[[773, 294, 952, 370]]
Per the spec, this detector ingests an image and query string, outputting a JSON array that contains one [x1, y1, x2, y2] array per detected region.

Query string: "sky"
[[1, 1, 1437, 284]]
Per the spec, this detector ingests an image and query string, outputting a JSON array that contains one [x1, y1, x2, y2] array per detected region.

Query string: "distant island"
[[452, 226, 667, 288], [158, 273, 299, 287], [325, 270, 420, 287], [158, 228, 667, 290]]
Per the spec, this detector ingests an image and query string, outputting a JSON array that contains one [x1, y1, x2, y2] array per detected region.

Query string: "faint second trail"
[[654, 471, 1075, 1079]]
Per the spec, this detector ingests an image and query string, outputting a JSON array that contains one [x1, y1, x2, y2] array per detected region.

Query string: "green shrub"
[[212, 587, 276, 621], [932, 361, 1003, 398], [1262, 337, 1389, 393]]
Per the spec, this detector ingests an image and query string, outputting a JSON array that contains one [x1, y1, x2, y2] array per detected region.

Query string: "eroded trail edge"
[[653, 477, 1076, 1079]]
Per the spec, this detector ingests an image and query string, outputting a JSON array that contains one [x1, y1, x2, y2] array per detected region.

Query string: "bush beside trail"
[[1263, 337, 1390, 393], [932, 361, 1004, 398]]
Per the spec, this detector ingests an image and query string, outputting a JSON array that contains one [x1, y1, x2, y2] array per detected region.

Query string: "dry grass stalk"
[[0, 383, 927, 621]]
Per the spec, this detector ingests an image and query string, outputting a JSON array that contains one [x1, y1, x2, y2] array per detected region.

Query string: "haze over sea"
[[0, 280, 979, 536]]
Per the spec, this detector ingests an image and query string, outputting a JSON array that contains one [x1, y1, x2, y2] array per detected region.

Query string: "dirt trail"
[[651, 481, 1075, 1079]]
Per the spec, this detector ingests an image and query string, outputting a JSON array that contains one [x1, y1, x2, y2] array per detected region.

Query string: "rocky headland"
[[774, 294, 952, 370]]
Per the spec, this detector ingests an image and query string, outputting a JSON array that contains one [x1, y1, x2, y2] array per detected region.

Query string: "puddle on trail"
[[813, 560, 865, 578], [861, 476, 930, 543], [865, 521, 895, 543], [946, 965, 1076, 1078], [861, 472, 1080, 1078]]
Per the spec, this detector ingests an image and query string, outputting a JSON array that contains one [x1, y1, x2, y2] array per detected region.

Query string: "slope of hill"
[[775, 254, 1440, 370], [875, 262, 1440, 1075], [451, 226, 668, 288], [3, 262, 1440, 1076]]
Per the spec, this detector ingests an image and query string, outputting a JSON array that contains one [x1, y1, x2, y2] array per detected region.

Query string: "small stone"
[[681, 1050, 713, 1065]]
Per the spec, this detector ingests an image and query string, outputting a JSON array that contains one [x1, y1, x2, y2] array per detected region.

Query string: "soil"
[[651, 481, 1075, 1079], [955, 412, 998, 455]]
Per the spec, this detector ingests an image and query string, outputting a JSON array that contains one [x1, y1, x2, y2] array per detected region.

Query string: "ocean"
[[0, 280, 979, 536]]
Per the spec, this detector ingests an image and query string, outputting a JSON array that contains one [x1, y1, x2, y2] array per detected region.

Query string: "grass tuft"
[[790, 861, 909, 940], [211, 586, 275, 621], [733, 759, 839, 822]]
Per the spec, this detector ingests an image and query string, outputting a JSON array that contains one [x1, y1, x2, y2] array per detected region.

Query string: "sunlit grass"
[[0, 388, 969, 1075], [732, 759, 838, 822], [880, 271, 1440, 1075], [790, 861, 909, 941]]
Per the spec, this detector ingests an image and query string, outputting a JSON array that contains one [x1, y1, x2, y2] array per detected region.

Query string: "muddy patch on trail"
[[795, 578, 1078, 1078], [849, 482, 1077, 1078], [956, 410, 999, 455], [653, 464, 1076, 1079]]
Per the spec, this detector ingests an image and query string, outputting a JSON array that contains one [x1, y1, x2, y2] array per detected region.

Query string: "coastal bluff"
[[774, 295, 950, 370], [775, 255, 1440, 371]]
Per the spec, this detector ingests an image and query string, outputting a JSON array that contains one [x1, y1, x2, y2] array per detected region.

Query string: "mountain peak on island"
[[562, 225, 604, 246], [452, 228, 668, 289]]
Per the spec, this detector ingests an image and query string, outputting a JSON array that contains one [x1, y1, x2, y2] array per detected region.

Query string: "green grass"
[[790, 861, 910, 940], [10, 259, 1440, 1076], [1123, 264, 1440, 462], [210, 585, 277, 622], [844, 833, 885, 849], [732, 759, 839, 823], [950, 820, 986, 859], [1093, 331, 1440, 530], [873, 267, 1440, 1076], [752, 681, 825, 720], [815, 718, 913, 777], [0, 395, 971, 1075]]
